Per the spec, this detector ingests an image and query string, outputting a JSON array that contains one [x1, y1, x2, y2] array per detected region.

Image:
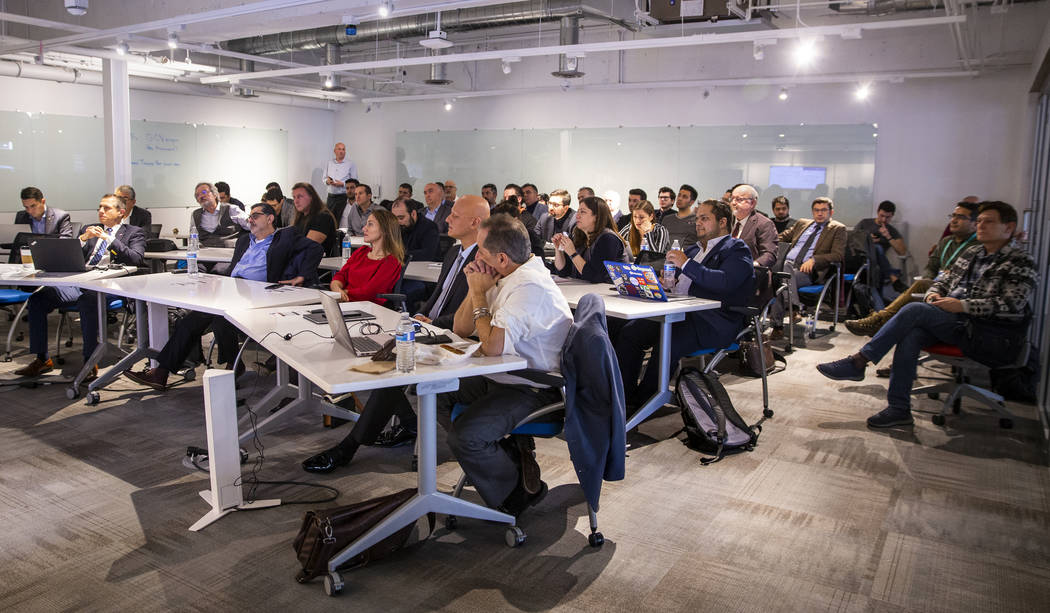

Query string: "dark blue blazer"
[[561, 293, 626, 511], [81, 223, 147, 267], [228, 226, 324, 285], [678, 236, 755, 349], [402, 215, 440, 262]]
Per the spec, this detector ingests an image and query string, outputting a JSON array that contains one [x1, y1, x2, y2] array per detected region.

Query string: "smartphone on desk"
[[264, 283, 284, 290]]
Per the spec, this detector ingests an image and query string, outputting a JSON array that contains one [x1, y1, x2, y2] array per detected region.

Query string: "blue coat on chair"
[[678, 237, 755, 351], [561, 293, 627, 511]]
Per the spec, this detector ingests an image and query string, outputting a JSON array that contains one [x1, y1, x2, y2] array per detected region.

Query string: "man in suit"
[[422, 182, 453, 234], [16, 186, 73, 237], [770, 196, 847, 335], [124, 203, 323, 391], [114, 184, 153, 230], [729, 184, 778, 268], [521, 182, 548, 227], [539, 189, 577, 241], [191, 182, 249, 247], [615, 199, 755, 407], [301, 195, 491, 474], [14, 193, 146, 377]]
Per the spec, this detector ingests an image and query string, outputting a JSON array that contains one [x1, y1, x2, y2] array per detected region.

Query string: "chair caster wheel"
[[932, 414, 946, 426], [183, 369, 196, 381], [323, 571, 344, 596], [56, 357, 65, 365], [2, 355, 10, 362], [444, 515, 457, 530], [86, 391, 100, 405], [952, 400, 961, 414], [588, 531, 605, 548], [927, 393, 940, 400], [999, 418, 1013, 429], [505, 526, 526, 548], [16, 332, 24, 342], [66, 387, 79, 400], [763, 409, 774, 418], [65, 340, 73, 348]]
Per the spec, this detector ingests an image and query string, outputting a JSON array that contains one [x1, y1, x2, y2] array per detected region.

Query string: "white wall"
[[337, 68, 1035, 262], [0, 75, 336, 233]]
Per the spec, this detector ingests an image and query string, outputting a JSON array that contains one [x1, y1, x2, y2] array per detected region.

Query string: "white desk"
[[554, 278, 721, 430], [143, 248, 235, 273], [0, 265, 138, 394], [220, 301, 527, 579], [77, 273, 325, 402], [404, 261, 443, 283]]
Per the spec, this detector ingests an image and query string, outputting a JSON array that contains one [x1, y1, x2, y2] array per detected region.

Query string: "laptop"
[[604, 260, 691, 302], [28, 238, 89, 273], [303, 304, 376, 325], [317, 293, 390, 357], [0, 223, 31, 246]]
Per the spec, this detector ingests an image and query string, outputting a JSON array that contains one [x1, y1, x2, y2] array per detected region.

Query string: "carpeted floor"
[[0, 312, 1047, 612]]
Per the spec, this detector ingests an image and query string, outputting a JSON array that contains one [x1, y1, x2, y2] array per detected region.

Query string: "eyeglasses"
[[248, 212, 269, 220], [195, 190, 211, 198], [730, 196, 755, 203], [947, 213, 972, 221], [811, 207, 831, 214]]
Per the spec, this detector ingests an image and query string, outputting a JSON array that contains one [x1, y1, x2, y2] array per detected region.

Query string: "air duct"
[[551, 16, 583, 78], [321, 44, 346, 91], [233, 58, 258, 97], [425, 49, 452, 85], [221, 1, 635, 56]]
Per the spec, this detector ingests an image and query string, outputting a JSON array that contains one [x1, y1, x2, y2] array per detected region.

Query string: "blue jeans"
[[860, 302, 965, 411]]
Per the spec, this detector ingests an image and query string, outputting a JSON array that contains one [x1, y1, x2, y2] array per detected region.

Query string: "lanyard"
[[941, 233, 975, 269]]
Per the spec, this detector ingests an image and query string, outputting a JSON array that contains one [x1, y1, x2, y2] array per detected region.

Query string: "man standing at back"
[[301, 196, 493, 473], [324, 142, 357, 221], [728, 184, 778, 268], [661, 184, 700, 247], [16, 186, 72, 237]]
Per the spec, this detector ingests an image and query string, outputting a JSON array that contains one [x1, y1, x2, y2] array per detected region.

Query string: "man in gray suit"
[[15, 186, 73, 237], [729, 184, 778, 268]]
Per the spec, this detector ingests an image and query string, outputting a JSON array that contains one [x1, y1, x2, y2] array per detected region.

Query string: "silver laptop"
[[319, 293, 390, 357]]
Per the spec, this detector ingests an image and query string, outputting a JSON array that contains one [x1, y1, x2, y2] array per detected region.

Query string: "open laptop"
[[318, 293, 390, 357], [28, 238, 89, 273], [604, 260, 692, 302]]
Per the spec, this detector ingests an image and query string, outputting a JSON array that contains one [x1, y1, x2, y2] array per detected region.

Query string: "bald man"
[[323, 141, 358, 220], [302, 195, 493, 473], [422, 181, 453, 233]]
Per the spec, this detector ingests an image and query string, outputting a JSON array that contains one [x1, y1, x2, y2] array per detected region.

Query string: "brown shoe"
[[513, 435, 542, 495], [123, 367, 169, 391], [844, 312, 888, 337], [14, 358, 54, 377]]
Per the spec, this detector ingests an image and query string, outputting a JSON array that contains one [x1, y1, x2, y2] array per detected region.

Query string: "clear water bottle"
[[341, 236, 352, 261], [670, 239, 681, 251], [187, 226, 200, 278], [395, 312, 416, 373], [805, 312, 816, 336], [640, 236, 650, 251], [662, 239, 681, 291]]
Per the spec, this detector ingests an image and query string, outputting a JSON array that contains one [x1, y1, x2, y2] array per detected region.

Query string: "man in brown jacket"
[[771, 197, 846, 333]]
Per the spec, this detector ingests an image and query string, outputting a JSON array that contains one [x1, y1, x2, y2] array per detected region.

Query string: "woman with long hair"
[[552, 195, 627, 283], [291, 181, 338, 254], [330, 208, 404, 305], [620, 199, 670, 257]]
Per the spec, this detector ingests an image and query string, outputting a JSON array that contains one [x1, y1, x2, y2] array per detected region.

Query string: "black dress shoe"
[[372, 424, 417, 448], [301, 447, 350, 474], [498, 480, 548, 519]]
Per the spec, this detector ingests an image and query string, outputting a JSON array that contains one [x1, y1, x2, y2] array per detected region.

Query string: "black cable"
[[257, 329, 333, 343]]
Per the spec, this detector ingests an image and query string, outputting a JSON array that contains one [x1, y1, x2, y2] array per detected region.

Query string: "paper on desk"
[[415, 336, 481, 366]]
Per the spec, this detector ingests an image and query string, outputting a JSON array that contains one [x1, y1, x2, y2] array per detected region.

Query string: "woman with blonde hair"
[[330, 208, 404, 305]]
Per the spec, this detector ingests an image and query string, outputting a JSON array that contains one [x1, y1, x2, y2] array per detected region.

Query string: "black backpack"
[[674, 366, 762, 465]]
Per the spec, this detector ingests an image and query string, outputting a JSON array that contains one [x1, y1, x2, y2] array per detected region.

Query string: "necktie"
[[88, 227, 113, 265], [428, 249, 465, 320], [793, 222, 823, 267], [732, 221, 742, 238]]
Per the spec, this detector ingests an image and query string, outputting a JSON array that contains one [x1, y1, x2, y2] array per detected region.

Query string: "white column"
[[102, 58, 132, 189]]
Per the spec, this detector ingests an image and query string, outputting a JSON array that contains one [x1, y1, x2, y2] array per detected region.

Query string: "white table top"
[[225, 300, 527, 395], [0, 264, 137, 287], [553, 277, 720, 320], [143, 248, 235, 263], [78, 272, 325, 315], [404, 261, 443, 283]]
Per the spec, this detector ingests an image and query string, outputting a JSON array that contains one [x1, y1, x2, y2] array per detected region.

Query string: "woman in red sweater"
[[330, 208, 404, 305]]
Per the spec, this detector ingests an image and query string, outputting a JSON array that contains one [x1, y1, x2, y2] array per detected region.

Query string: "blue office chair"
[[785, 262, 842, 350], [2, 288, 34, 362]]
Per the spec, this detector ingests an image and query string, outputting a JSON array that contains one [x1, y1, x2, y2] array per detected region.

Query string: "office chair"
[[53, 297, 128, 365], [2, 288, 34, 361]]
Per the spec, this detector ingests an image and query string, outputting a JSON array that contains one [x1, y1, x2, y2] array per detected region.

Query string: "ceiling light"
[[778, 133, 785, 138], [741, 133, 748, 139], [872, 122, 878, 128], [444, 100, 452, 111], [116, 41, 128, 56], [502, 61, 512, 75], [793, 38, 817, 68], [752, 42, 764, 61], [855, 83, 872, 100], [778, 88, 788, 101], [501, 56, 520, 75], [873, 132, 878, 138], [167, 32, 179, 49], [323, 73, 334, 89], [378, 1, 393, 18]]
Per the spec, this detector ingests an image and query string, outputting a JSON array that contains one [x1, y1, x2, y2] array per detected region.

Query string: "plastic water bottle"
[[395, 312, 416, 373], [805, 312, 816, 336], [662, 239, 680, 291], [187, 227, 200, 278], [670, 239, 681, 251], [341, 236, 352, 261], [640, 236, 650, 251]]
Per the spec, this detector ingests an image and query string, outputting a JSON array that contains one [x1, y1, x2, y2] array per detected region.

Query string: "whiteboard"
[[0, 110, 287, 212], [396, 123, 877, 226]]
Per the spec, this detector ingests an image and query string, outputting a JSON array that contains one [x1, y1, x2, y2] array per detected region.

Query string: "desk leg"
[[326, 379, 514, 579], [625, 312, 685, 432], [89, 299, 158, 392], [70, 292, 110, 394], [146, 300, 169, 368]]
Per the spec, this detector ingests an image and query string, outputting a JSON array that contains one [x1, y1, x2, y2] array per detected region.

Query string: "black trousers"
[[336, 386, 419, 449], [156, 311, 241, 371]]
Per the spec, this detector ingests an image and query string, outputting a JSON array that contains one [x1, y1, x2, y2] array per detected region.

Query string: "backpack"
[[673, 366, 762, 465]]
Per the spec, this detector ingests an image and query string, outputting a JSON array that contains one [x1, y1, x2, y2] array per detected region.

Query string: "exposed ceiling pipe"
[[321, 43, 346, 91], [233, 58, 258, 97], [221, 0, 636, 56], [426, 49, 453, 84], [0, 59, 339, 109], [552, 16, 584, 78]]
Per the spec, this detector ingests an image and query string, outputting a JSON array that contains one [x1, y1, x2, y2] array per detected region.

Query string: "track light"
[[778, 88, 788, 101], [323, 73, 334, 89], [855, 83, 872, 100], [793, 38, 817, 68], [444, 100, 453, 111], [378, 1, 393, 18], [167, 31, 179, 49], [502, 61, 512, 75], [116, 40, 129, 56]]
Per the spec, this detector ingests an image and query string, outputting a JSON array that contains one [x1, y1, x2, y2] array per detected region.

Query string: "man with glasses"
[[654, 186, 676, 225], [190, 182, 249, 247], [845, 201, 980, 338], [817, 201, 1035, 428], [124, 203, 323, 391], [728, 184, 777, 268], [769, 197, 846, 337]]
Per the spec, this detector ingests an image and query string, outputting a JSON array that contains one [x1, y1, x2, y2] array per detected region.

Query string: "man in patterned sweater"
[[815, 201, 1036, 428]]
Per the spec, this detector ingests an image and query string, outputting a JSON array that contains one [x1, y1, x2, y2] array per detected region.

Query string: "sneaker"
[[816, 357, 866, 382], [844, 313, 887, 337], [14, 357, 53, 377], [866, 407, 914, 428]]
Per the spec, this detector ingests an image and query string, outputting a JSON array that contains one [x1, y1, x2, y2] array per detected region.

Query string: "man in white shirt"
[[323, 142, 358, 213], [443, 214, 573, 517]]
